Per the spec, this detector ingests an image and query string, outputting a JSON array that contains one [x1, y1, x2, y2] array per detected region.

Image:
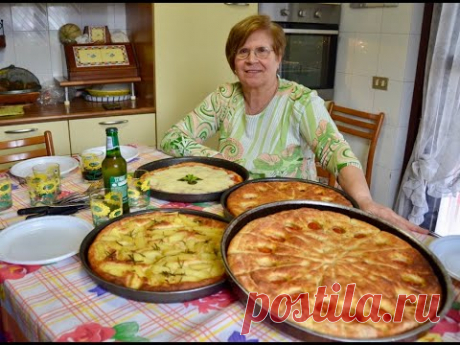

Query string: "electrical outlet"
[[372, 76, 389, 90]]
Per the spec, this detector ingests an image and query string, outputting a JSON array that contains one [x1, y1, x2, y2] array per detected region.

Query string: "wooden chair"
[[316, 102, 385, 188], [0, 130, 55, 165]]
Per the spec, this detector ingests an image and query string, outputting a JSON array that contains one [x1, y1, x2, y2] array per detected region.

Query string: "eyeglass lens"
[[237, 47, 272, 59]]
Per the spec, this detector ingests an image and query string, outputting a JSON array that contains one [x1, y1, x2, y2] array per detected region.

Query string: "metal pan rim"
[[136, 156, 249, 203], [221, 200, 454, 342], [220, 177, 359, 221]]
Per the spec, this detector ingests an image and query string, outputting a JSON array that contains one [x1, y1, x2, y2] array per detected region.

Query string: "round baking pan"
[[220, 177, 359, 220], [135, 156, 249, 203], [80, 208, 229, 303], [221, 200, 454, 342]]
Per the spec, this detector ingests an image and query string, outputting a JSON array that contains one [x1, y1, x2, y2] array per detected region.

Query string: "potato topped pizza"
[[88, 211, 227, 291]]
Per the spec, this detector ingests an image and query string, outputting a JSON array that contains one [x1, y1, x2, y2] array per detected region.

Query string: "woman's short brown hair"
[[225, 14, 286, 72]]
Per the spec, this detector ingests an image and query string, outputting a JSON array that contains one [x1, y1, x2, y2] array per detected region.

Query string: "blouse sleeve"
[[297, 90, 363, 177], [159, 87, 223, 157]]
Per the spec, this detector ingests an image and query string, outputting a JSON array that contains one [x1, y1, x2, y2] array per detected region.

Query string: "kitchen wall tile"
[[393, 126, 409, 171], [340, 4, 382, 34], [388, 168, 403, 208], [0, 3, 127, 82], [399, 82, 415, 129], [349, 74, 374, 111], [11, 3, 48, 32], [34, 73, 54, 87], [375, 124, 393, 168], [47, 3, 82, 30], [334, 4, 423, 208], [114, 4, 127, 30], [352, 33, 380, 77], [377, 34, 409, 82], [49, 30, 66, 78], [403, 34, 421, 82], [13, 31, 51, 75], [373, 79, 403, 128], [371, 163, 391, 206], [373, 80, 413, 129], [370, 164, 403, 208], [333, 72, 353, 106], [0, 39, 16, 68], [381, 3, 412, 34], [410, 3, 425, 35], [336, 33, 355, 74], [0, 4, 13, 34], [81, 4, 115, 29], [375, 123, 408, 172]]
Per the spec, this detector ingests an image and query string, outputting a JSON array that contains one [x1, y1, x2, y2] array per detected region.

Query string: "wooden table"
[[0, 144, 459, 342]]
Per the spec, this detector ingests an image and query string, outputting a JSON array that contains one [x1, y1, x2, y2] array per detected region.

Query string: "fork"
[[54, 180, 102, 205], [7, 171, 26, 186]]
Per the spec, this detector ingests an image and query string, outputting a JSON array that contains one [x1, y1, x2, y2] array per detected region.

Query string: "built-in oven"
[[258, 3, 341, 100]]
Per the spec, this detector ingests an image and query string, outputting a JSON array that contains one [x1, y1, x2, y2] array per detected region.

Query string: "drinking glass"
[[128, 169, 150, 210], [28, 163, 61, 206], [0, 174, 12, 211], [80, 150, 104, 181], [89, 187, 123, 227]]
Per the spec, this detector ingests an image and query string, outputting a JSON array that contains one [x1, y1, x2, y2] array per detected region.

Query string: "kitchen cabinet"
[[0, 121, 71, 156], [68, 113, 156, 154], [153, 3, 257, 149]]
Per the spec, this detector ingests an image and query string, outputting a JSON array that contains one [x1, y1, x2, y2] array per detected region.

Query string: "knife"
[[24, 207, 83, 220], [17, 204, 88, 216]]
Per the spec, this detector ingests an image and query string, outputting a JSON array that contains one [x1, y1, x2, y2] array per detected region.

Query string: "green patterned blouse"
[[160, 78, 362, 180]]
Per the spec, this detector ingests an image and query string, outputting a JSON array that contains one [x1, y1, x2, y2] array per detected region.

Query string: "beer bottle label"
[[109, 175, 128, 203], [106, 137, 115, 150]]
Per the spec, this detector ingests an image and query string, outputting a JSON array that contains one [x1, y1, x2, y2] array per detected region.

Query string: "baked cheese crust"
[[88, 212, 227, 291], [227, 208, 441, 339], [226, 181, 353, 217], [145, 162, 243, 194]]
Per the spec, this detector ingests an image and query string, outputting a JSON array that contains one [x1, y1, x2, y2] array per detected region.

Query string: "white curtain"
[[396, 3, 460, 225]]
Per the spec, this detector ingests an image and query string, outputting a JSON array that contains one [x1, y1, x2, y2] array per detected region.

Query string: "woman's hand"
[[358, 198, 429, 235]]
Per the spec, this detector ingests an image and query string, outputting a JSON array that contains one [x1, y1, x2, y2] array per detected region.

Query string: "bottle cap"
[[106, 127, 118, 134]]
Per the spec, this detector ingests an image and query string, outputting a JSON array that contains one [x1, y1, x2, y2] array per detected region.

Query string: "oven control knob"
[[298, 10, 307, 18], [280, 8, 289, 17], [314, 10, 322, 19]]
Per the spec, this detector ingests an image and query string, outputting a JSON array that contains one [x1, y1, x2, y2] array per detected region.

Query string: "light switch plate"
[[372, 76, 389, 91]]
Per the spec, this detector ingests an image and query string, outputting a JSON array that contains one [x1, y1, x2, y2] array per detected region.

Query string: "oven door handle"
[[283, 29, 339, 35]]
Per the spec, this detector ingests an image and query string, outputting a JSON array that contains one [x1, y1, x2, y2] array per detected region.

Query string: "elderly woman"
[[160, 14, 426, 235]]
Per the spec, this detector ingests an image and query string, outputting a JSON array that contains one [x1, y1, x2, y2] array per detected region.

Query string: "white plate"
[[429, 235, 460, 281], [10, 156, 79, 179], [84, 145, 139, 162], [0, 216, 93, 265]]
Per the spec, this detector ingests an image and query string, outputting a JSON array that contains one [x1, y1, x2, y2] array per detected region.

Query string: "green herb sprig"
[[178, 174, 203, 185]]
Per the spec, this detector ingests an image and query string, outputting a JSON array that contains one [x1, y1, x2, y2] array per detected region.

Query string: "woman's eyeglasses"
[[235, 47, 273, 60]]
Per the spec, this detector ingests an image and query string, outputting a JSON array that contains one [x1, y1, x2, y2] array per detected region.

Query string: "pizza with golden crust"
[[88, 211, 227, 291], [227, 208, 442, 339], [144, 162, 244, 194], [226, 180, 353, 217]]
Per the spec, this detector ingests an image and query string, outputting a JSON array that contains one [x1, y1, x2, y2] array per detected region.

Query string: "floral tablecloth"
[[0, 144, 459, 342]]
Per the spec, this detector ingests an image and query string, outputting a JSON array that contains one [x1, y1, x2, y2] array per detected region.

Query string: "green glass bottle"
[[102, 127, 130, 214]]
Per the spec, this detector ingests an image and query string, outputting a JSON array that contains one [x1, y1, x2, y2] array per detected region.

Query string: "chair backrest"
[[0, 130, 55, 165], [320, 102, 384, 187]]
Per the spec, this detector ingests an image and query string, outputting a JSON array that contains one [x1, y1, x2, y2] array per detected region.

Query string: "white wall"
[[334, 3, 424, 208], [0, 3, 127, 86]]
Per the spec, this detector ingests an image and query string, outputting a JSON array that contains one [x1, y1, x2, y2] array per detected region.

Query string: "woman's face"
[[234, 29, 282, 90]]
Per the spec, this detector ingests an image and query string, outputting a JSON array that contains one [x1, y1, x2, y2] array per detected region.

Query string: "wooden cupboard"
[[0, 121, 71, 156], [68, 113, 156, 154]]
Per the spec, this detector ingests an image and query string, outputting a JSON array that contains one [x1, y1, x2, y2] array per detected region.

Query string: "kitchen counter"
[[0, 97, 155, 126]]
